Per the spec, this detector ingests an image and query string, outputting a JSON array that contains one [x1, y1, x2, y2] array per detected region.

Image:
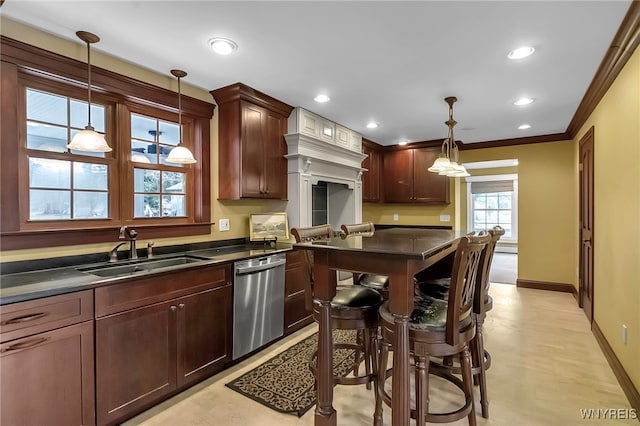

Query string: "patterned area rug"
[[226, 330, 357, 417]]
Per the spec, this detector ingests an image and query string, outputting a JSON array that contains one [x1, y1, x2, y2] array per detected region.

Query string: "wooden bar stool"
[[374, 232, 490, 426], [291, 224, 383, 391], [340, 222, 389, 299], [414, 226, 504, 418]]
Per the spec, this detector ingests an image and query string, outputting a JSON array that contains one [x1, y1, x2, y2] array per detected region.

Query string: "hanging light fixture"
[[428, 96, 470, 177], [165, 69, 197, 164], [67, 31, 112, 152]]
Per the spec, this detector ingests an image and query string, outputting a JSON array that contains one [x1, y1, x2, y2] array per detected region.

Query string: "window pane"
[[74, 191, 108, 218], [473, 194, 486, 209], [74, 163, 108, 190], [134, 194, 160, 218], [499, 210, 511, 223], [134, 168, 160, 192], [162, 195, 185, 217], [131, 114, 157, 141], [485, 195, 498, 209], [501, 224, 512, 238], [70, 99, 105, 132], [26, 122, 68, 152], [474, 211, 486, 223], [486, 210, 498, 223], [159, 121, 179, 146], [162, 171, 185, 193], [498, 193, 512, 209], [30, 189, 70, 220], [131, 140, 157, 164], [29, 158, 70, 188], [26, 89, 67, 126]]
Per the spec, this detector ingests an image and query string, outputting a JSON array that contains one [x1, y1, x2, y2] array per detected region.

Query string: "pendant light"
[[67, 31, 112, 152], [427, 96, 470, 177], [165, 69, 197, 164]]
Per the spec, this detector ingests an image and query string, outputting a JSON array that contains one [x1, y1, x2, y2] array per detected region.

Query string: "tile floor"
[[124, 284, 634, 426]]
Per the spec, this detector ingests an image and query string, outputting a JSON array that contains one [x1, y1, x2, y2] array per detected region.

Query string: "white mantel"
[[285, 129, 367, 230]]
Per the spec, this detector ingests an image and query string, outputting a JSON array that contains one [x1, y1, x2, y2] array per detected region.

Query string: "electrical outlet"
[[622, 324, 628, 344], [219, 218, 230, 232], [440, 214, 451, 222], [393, 213, 399, 221]]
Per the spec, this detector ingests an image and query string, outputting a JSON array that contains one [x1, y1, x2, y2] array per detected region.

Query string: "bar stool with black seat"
[[340, 222, 390, 299], [374, 232, 490, 426], [291, 224, 384, 392], [414, 226, 504, 418]]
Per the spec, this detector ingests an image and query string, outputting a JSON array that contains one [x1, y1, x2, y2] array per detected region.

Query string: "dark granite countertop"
[[0, 242, 292, 306]]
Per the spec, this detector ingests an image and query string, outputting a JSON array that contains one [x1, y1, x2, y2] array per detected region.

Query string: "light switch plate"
[[219, 218, 230, 231], [440, 214, 451, 222], [393, 214, 399, 221]]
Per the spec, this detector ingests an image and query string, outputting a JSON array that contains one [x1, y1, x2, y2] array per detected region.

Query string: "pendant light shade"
[[165, 69, 197, 164], [428, 96, 470, 177], [67, 31, 112, 153]]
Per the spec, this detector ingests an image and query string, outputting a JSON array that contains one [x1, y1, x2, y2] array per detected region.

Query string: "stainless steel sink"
[[77, 255, 209, 278]]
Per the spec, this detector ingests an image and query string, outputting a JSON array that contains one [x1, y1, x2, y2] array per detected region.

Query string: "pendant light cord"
[[178, 75, 182, 144], [86, 40, 92, 129]]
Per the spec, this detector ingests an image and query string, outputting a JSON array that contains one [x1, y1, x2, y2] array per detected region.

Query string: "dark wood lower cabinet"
[[0, 320, 95, 426], [95, 265, 232, 426], [284, 250, 313, 335]]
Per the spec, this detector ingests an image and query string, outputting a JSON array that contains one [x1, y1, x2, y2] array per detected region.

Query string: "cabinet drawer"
[[95, 264, 230, 317], [0, 290, 93, 343]]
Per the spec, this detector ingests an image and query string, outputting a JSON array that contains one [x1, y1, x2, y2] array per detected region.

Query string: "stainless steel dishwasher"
[[232, 253, 286, 360]]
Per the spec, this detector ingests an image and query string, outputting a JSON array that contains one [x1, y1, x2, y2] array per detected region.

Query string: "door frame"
[[578, 126, 595, 323]]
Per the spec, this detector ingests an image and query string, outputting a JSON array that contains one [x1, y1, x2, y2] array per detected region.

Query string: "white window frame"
[[465, 173, 518, 244]]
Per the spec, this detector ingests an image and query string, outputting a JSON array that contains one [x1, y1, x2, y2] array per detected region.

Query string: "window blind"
[[471, 180, 514, 194]]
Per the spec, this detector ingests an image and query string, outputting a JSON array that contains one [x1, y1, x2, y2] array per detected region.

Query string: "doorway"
[[579, 127, 595, 323]]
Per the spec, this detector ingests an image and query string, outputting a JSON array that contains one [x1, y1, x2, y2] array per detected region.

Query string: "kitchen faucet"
[[108, 242, 127, 263], [118, 226, 138, 260]]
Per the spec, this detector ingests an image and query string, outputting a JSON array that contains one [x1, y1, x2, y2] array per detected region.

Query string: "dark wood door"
[[579, 127, 595, 323], [1, 321, 95, 426], [383, 149, 413, 202], [96, 300, 177, 426], [362, 142, 380, 202], [263, 110, 287, 199], [284, 250, 313, 335], [413, 148, 450, 204], [176, 284, 232, 387], [241, 101, 266, 198]]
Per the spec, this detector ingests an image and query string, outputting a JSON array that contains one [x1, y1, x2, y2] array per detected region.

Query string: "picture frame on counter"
[[249, 213, 289, 241]]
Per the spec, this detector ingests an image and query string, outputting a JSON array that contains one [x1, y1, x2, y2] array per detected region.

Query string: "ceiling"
[[1, 1, 632, 146]]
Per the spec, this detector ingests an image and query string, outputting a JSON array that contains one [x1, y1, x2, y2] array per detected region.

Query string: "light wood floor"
[[123, 284, 634, 425]]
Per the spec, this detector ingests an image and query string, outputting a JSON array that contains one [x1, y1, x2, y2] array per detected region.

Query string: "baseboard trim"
[[592, 321, 640, 413], [516, 279, 577, 294]]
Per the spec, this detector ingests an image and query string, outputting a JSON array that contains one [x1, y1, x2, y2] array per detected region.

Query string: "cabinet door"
[[383, 149, 414, 203], [413, 148, 450, 204], [96, 301, 176, 426], [284, 251, 313, 335], [262, 110, 287, 199], [1, 321, 95, 426], [240, 101, 266, 198], [362, 144, 380, 202], [176, 284, 232, 387]]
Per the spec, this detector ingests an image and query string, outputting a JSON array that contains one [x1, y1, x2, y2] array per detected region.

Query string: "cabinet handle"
[[170, 305, 177, 312], [1, 337, 49, 353], [3, 312, 49, 325], [178, 303, 185, 309]]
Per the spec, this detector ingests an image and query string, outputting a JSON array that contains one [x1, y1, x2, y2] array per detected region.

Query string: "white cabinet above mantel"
[[288, 107, 362, 153]]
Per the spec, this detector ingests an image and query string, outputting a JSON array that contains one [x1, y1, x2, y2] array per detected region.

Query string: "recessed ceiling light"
[[518, 124, 531, 130], [366, 122, 379, 129], [208, 38, 238, 55], [508, 46, 535, 60], [514, 97, 534, 106], [398, 141, 408, 146], [314, 94, 330, 103]]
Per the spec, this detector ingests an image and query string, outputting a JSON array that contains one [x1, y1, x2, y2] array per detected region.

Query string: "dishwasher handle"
[[235, 259, 286, 275]]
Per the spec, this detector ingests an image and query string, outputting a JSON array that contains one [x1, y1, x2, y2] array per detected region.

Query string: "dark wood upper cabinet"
[[382, 147, 449, 204], [362, 139, 381, 203], [211, 83, 294, 200]]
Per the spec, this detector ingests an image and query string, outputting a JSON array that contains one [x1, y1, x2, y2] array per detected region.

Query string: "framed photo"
[[249, 212, 289, 241]]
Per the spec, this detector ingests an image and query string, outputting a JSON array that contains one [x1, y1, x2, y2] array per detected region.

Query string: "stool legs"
[[415, 355, 429, 426], [474, 316, 489, 418], [373, 340, 390, 426], [460, 346, 477, 426]]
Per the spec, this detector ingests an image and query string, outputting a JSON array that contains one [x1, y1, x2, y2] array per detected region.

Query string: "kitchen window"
[[1, 38, 214, 249], [466, 175, 518, 241]]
